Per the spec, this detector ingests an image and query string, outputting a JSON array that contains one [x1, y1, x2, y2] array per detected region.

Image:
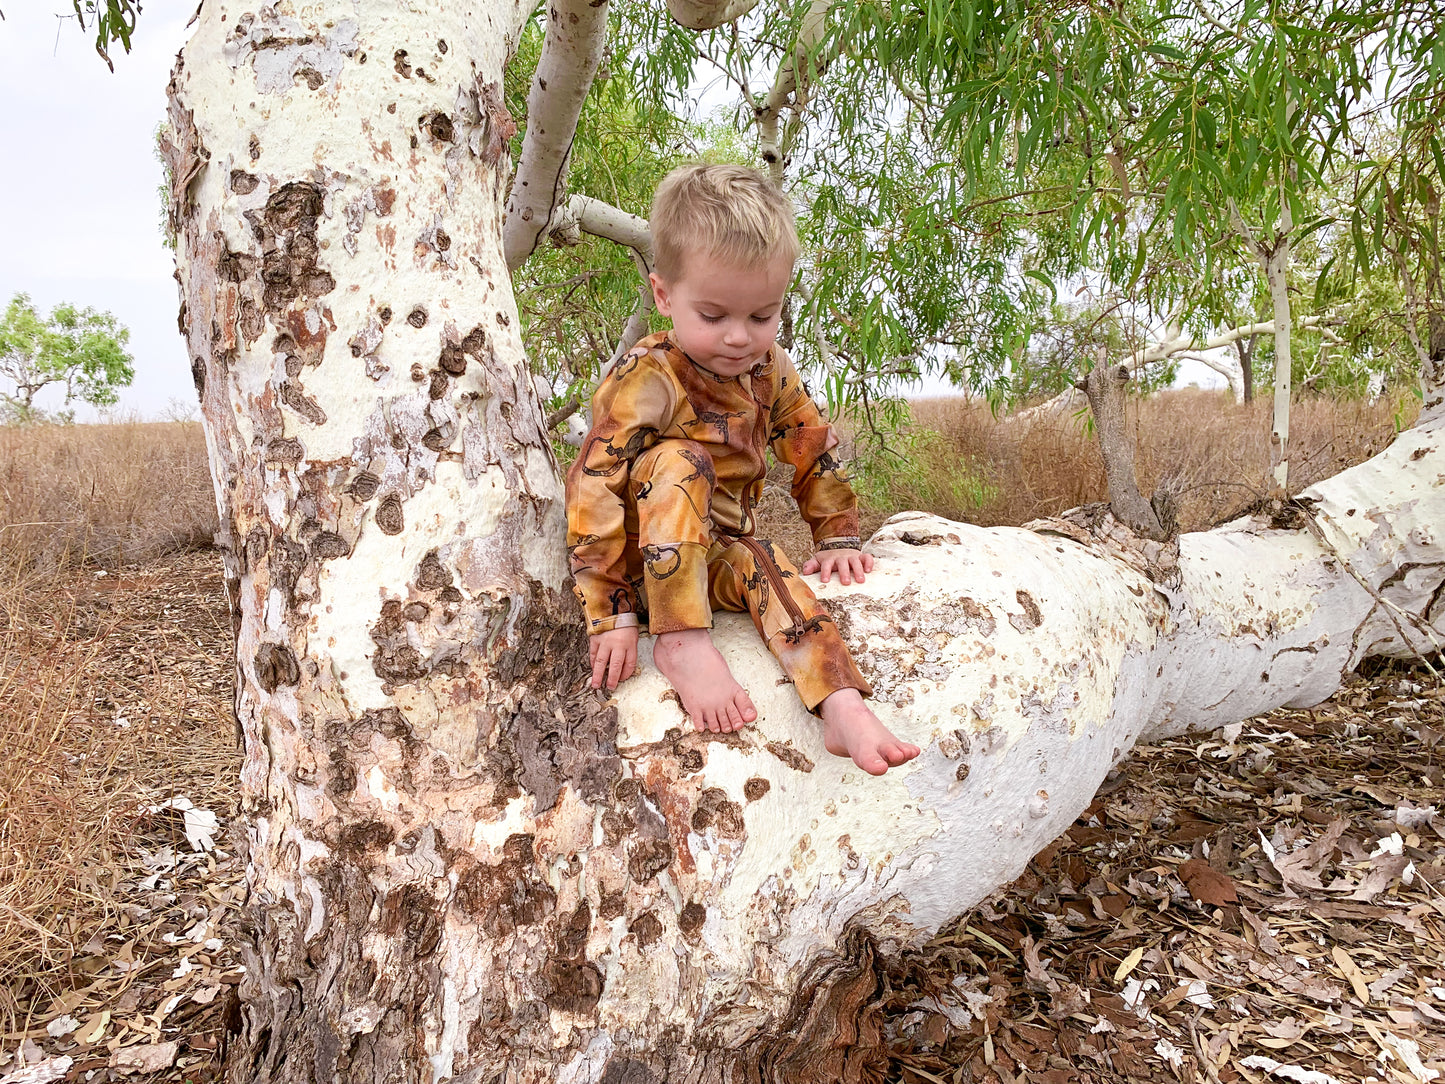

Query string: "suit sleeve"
[[766, 348, 861, 549], [565, 351, 678, 634]]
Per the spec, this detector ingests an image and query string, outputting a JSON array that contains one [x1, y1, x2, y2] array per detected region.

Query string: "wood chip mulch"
[[4, 552, 1442, 1084]]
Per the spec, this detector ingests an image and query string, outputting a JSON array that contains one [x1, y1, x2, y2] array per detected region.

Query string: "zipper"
[[733, 533, 807, 629], [721, 361, 806, 629]]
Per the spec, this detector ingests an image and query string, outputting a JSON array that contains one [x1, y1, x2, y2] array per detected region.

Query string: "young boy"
[[564, 164, 920, 776]]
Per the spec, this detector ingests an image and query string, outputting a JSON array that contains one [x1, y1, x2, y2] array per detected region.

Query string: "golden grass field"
[[2, 393, 1440, 1083]]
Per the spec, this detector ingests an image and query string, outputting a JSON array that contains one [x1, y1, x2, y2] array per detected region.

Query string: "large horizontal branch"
[[503, 0, 611, 272], [606, 411, 1445, 1054]]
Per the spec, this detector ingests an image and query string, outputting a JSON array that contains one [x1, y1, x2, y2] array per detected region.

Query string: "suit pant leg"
[[707, 536, 872, 711], [630, 439, 718, 634]]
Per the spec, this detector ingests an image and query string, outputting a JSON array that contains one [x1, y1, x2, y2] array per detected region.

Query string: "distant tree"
[[0, 293, 134, 422]]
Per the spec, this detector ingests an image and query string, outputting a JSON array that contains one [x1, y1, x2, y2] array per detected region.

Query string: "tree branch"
[[503, 0, 612, 272], [756, 0, 832, 184], [552, 193, 655, 272], [666, 0, 762, 30]]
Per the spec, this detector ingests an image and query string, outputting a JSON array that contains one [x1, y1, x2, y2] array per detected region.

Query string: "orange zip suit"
[[564, 331, 872, 710]]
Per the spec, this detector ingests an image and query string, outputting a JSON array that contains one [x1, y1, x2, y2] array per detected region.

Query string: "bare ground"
[[2, 550, 1442, 1084]]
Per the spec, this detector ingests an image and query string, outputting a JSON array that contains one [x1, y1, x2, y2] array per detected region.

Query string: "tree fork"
[[1080, 360, 1166, 540]]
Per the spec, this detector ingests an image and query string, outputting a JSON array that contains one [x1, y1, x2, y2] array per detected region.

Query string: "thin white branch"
[[555, 193, 655, 272], [1128, 316, 1321, 371], [607, 283, 654, 371], [756, 0, 832, 184], [503, 0, 611, 272]]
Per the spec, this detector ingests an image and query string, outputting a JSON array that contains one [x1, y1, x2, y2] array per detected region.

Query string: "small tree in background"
[[0, 293, 134, 423]]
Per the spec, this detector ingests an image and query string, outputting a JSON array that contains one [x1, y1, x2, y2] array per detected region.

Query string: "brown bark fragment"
[[375, 493, 404, 534], [254, 642, 300, 692], [453, 835, 557, 936]]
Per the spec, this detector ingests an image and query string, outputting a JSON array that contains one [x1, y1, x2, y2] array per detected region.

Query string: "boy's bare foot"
[[820, 689, 921, 775], [653, 629, 758, 733]]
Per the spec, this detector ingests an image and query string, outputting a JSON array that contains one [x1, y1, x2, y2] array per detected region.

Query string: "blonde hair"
[[650, 164, 800, 282]]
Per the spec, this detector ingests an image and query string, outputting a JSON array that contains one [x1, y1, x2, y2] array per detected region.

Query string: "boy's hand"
[[802, 548, 874, 585], [590, 626, 639, 690]]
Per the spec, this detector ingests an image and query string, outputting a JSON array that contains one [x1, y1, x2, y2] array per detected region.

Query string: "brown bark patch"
[[265, 437, 304, 466], [415, 550, 452, 590], [678, 901, 706, 937], [744, 777, 771, 801], [439, 325, 488, 376], [310, 531, 349, 560], [375, 493, 404, 534], [1013, 589, 1043, 631], [338, 819, 396, 859], [629, 910, 662, 947], [764, 740, 815, 773], [491, 586, 619, 811], [261, 182, 336, 310], [254, 642, 300, 692], [381, 883, 443, 957], [452, 834, 557, 936], [690, 788, 745, 836], [346, 471, 380, 501], [626, 837, 673, 884], [748, 927, 891, 1084], [542, 958, 603, 1016], [420, 111, 454, 143], [599, 1060, 660, 1084]]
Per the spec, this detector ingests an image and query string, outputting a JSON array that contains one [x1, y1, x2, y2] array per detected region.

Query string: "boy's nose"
[[723, 322, 749, 346]]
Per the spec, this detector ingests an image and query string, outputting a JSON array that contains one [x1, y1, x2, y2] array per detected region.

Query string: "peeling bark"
[[170, 5, 1445, 1083]]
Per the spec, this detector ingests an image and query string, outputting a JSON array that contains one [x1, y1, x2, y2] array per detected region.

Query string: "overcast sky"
[[0, 1, 197, 420]]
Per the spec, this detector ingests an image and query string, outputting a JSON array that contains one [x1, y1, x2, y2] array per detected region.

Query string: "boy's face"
[[650, 250, 793, 378]]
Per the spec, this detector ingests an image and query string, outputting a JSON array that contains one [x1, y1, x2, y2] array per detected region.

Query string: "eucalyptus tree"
[[831, 0, 1445, 494], [157, 2, 1445, 1082], [0, 293, 133, 422]]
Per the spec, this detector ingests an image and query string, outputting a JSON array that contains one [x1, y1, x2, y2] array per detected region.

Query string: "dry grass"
[[0, 554, 238, 1044], [849, 389, 1417, 534], [0, 421, 217, 571]]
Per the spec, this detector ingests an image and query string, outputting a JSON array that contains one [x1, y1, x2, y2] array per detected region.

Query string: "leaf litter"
[[1, 554, 241, 1083], [3, 552, 1443, 1082]]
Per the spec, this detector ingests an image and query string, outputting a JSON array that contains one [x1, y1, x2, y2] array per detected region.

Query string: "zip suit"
[[564, 331, 872, 710]]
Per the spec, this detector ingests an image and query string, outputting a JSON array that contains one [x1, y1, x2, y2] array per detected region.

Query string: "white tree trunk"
[[1264, 233, 1294, 493], [166, 5, 1445, 1082], [608, 410, 1445, 1060], [1190, 350, 1246, 403]]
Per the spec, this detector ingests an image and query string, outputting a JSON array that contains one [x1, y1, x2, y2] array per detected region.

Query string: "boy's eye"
[[751, 314, 774, 324], [699, 313, 724, 323]]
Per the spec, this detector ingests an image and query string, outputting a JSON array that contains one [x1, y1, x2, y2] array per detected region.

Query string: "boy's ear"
[[649, 272, 673, 317]]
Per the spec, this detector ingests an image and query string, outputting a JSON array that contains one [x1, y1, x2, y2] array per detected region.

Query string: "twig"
[[545, 397, 581, 432]]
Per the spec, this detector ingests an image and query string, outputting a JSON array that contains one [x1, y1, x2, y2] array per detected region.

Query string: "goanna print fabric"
[[565, 331, 859, 635]]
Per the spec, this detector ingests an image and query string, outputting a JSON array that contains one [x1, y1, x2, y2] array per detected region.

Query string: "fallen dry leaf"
[[1179, 858, 1239, 905], [110, 1041, 179, 1075]]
